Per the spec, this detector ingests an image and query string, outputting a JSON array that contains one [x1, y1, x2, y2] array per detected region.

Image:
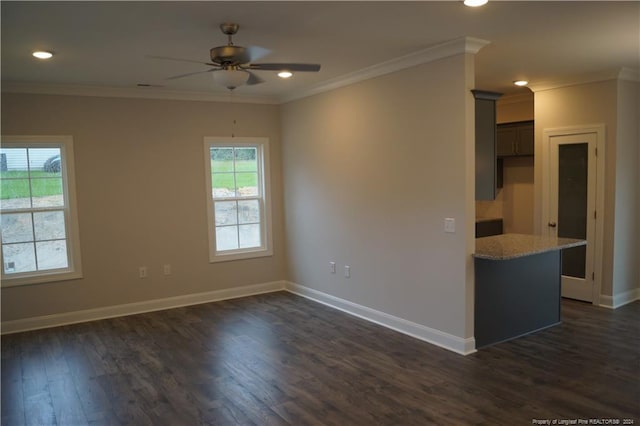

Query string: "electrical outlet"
[[139, 266, 148, 278], [329, 262, 336, 274], [163, 264, 171, 275], [344, 265, 351, 278]]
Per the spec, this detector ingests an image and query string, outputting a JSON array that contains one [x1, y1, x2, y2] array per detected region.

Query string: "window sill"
[[210, 248, 273, 263], [1, 270, 83, 288]]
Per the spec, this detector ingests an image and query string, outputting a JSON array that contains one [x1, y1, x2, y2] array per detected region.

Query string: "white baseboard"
[[599, 288, 640, 309], [1, 280, 286, 335], [284, 281, 476, 356], [2, 279, 477, 356]]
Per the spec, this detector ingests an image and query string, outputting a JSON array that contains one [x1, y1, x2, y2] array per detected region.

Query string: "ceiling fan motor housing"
[[210, 45, 248, 65]]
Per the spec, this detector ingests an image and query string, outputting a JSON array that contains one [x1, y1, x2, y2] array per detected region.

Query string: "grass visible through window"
[[1, 171, 63, 200], [212, 160, 258, 190]]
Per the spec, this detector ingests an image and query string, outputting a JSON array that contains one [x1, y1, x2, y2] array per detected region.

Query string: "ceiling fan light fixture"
[[464, 0, 488, 7], [213, 69, 250, 90], [32, 50, 53, 59], [277, 71, 293, 79]]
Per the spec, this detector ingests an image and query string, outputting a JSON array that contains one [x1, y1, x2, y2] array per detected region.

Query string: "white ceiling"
[[2, 1, 638, 103]]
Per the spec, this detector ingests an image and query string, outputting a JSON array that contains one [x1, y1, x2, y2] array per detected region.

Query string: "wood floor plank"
[[2, 293, 638, 425], [1, 334, 26, 426], [20, 332, 58, 426], [95, 373, 155, 426], [71, 376, 116, 425], [48, 376, 89, 426], [270, 400, 326, 426], [40, 329, 72, 383], [222, 355, 291, 408]]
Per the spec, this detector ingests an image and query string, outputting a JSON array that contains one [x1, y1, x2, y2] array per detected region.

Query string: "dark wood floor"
[[2, 292, 638, 426]]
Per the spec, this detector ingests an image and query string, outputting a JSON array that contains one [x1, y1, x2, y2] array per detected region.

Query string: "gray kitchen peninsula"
[[474, 234, 586, 348]]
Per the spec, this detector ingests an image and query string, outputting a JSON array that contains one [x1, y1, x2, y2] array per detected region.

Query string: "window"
[[204, 137, 273, 262], [1, 136, 82, 286]]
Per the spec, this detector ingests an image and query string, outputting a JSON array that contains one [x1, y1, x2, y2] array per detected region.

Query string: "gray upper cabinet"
[[473, 90, 502, 201], [497, 121, 534, 157]]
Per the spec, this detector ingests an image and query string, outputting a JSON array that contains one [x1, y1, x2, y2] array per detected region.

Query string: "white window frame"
[[1, 135, 83, 287], [204, 137, 273, 262]]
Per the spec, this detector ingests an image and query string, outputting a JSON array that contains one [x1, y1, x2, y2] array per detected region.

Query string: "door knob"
[[548, 222, 557, 228]]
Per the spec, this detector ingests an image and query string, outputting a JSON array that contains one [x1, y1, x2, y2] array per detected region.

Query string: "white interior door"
[[548, 133, 597, 302]]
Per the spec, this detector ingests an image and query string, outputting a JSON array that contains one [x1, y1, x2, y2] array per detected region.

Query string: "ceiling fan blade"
[[246, 71, 265, 86], [248, 63, 321, 72], [245, 46, 271, 63], [166, 68, 218, 80], [147, 55, 219, 67]]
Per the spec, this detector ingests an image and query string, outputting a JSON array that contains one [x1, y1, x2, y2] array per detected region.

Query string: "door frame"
[[541, 124, 605, 306]]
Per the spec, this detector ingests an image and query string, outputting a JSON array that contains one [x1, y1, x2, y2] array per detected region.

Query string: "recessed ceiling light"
[[464, 0, 488, 7], [277, 71, 293, 79], [514, 80, 529, 87], [32, 51, 53, 59]]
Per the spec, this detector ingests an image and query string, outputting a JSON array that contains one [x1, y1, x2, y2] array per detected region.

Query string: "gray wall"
[[280, 53, 477, 340], [613, 79, 640, 296], [1, 93, 286, 321]]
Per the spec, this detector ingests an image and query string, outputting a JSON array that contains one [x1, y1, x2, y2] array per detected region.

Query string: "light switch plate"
[[444, 218, 456, 233]]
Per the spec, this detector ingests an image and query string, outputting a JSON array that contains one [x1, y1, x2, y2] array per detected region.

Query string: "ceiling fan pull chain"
[[229, 88, 236, 138]]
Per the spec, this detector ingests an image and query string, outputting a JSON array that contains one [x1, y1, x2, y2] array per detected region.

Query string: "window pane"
[[235, 148, 257, 172], [214, 201, 237, 226], [36, 149, 62, 177], [212, 173, 236, 198], [34, 211, 66, 240], [238, 200, 260, 224], [0, 179, 31, 209], [239, 224, 261, 249], [2, 242, 36, 274], [0, 148, 28, 174], [31, 178, 64, 207], [216, 226, 238, 251], [211, 148, 234, 172], [36, 240, 68, 270], [27, 147, 60, 171], [236, 172, 258, 197], [558, 143, 588, 279], [1, 213, 34, 243]]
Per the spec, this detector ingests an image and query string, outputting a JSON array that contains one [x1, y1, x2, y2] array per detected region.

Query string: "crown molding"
[[528, 68, 639, 93], [280, 36, 490, 104], [1, 82, 280, 105], [497, 91, 534, 106]]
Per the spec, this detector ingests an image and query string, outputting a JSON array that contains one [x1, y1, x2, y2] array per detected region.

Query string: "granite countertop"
[[474, 233, 586, 260]]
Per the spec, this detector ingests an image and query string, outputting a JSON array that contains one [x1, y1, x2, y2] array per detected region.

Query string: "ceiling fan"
[[149, 23, 321, 90]]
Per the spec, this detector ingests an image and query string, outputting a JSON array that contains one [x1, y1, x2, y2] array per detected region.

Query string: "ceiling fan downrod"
[[220, 23, 239, 46]]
